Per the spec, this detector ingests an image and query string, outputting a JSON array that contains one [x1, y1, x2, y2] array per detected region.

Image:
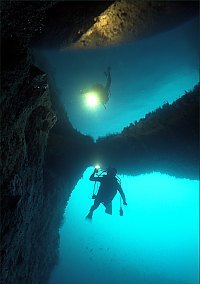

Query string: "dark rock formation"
[[1, 64, 56, 283], [69, 0, 199, 48], [1, 1, 199, 284], [95, 84, 199, 180], [1, 2, 96, 284], [35, 1, 114, 48]]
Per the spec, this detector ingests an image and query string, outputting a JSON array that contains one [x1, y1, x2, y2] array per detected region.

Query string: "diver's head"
[[106, 167, 117, 176]]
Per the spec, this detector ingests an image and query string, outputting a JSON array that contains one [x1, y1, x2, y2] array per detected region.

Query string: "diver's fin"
[[86, 212, 93, 220]]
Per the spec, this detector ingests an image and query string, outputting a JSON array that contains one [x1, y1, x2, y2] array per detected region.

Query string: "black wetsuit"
[[91, 68, 111, 106], [87, 173, 126, 217], [91, 175, 123, 203]]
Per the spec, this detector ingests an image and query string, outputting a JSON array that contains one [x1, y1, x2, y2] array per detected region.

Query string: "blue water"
[[48, 168, 199, 284], [34, 18, 199, 139]]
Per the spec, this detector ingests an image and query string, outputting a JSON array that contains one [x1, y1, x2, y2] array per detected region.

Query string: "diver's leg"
[[104, 202, 112, 215], [86, 199, 101, 219], [105, 67, 111, 94]]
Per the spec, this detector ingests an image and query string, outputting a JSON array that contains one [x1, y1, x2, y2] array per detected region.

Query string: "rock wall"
[[1, 2, 95, 284], [95, 84, 199, 180], [1, 63, 56, 282], [70, 0, 199, 48]]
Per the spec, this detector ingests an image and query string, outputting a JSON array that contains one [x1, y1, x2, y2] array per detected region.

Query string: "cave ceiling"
[[69, 0, 198, 48], [35, 1, 198, 49]]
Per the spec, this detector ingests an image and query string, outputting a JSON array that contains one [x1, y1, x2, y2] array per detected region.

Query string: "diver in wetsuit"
[[81, 67, 111, 108], [86, 167, 127, 220]]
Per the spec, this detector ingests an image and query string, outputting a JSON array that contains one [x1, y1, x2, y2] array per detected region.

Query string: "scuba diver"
[[86, 167, 127, 220], [81, 67, 111, 109]]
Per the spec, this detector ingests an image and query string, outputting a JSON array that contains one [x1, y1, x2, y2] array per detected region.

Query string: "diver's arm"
[[89, 171, 101, 182], [118, 186, 127, 205]]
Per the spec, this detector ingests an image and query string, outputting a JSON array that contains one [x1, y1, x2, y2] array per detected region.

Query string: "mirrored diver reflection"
[[86, 166, 127, 220]]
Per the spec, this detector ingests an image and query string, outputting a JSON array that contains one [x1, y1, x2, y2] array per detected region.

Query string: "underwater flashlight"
[[94, 164, 100, 173], [85, 92, 100, 108], [92, 194, 97, 199]]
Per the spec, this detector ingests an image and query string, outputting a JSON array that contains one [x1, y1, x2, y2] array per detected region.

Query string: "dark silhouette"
[[86, 167, 127, 220], [81, 67, 111, 108]]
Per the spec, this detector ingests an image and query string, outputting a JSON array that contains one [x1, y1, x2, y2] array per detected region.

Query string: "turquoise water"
[[48, 167, 199, 284]]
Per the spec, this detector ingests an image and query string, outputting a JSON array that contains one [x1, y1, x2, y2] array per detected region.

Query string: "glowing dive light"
[[95, 165, 100, 170], [85, 92, 100, 108]]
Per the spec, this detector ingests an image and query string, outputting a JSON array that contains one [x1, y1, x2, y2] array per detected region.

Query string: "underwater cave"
[[1, 1, 199, 284]]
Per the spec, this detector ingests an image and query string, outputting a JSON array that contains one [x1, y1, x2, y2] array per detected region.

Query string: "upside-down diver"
[[81, 67, 111, 109]]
